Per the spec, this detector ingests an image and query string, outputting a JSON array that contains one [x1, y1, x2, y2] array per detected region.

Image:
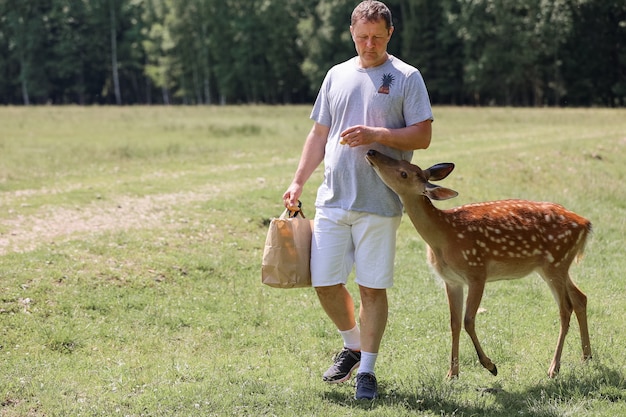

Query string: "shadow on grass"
[[321, 363, 625, 416]]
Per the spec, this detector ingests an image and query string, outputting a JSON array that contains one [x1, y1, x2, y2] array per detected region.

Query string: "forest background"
[[1, 0, 625, 107]]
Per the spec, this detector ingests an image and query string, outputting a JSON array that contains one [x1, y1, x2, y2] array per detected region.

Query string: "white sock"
[[358, 351, 378, 376], [339, 325, 361, 351]]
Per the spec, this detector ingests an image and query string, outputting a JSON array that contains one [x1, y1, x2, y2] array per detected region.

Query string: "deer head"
[[365, 149, 459, 201]]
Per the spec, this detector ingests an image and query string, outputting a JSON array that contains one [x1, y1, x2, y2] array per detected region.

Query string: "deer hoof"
[[489, 364, 498, 376], [548, 365, 560, 378], [446, 370, 459, 380]]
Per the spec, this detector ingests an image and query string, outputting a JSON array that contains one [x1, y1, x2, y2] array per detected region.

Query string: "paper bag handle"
[[285, 200, 305, 219]]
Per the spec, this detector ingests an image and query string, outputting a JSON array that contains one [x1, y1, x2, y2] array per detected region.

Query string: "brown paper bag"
[[261, 207, 312, 288]]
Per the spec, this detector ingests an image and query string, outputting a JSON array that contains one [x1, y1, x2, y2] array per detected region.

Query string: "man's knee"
[[315, 283, 344, 298], [359, 286, 387, 302]]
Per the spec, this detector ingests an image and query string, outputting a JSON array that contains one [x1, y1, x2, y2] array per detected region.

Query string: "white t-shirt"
[[311, 55, 433, 217]]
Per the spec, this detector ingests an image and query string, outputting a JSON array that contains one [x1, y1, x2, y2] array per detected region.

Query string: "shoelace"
[[357, 373, 376, 388], [335, 349, 358, 365]]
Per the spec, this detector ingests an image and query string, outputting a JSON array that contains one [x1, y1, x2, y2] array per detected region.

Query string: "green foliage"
[[562, 0, 626, 106], [299, 0, 356, 93], [0, 105, 625, 416], [0, 0, 624, 105]]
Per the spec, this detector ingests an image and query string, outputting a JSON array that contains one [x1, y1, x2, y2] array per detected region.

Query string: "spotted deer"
[[365, 150, 592, 378]]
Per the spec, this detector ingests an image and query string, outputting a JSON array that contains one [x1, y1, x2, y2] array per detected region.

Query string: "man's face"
[[350, 18, 393, 68]]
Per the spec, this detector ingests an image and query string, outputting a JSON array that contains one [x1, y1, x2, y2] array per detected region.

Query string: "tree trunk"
[[162, 78, 170, 105], [201, 21, 211, 105], [18, 43, 30, 105], [110, 0, 122, 105]]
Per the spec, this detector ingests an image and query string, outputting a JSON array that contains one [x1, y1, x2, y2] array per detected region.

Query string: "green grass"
[[1, 105, 625, 416]]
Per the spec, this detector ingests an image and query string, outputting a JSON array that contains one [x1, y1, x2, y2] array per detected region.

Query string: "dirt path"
[[0, 191, 214, 255]]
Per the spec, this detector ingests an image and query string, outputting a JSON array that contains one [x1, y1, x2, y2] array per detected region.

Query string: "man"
[[283, 0, 432, 400]]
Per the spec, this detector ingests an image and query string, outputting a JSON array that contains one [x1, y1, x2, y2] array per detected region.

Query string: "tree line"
[[1, 0, 624, 107]]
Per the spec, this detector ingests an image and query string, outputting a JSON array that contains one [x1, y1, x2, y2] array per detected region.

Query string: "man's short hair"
[[351, 1, 393, 30]]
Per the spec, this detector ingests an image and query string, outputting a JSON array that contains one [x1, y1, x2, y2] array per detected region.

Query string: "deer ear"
[[425, 163, 455, 181], [424, 183, 459, 201]]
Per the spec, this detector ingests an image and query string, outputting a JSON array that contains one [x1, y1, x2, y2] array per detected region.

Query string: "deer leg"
[[549, 309, 571, 378], [465, 280, 497, 376], [567, 278, 592, 361], [542, 270, 573, 378], [445, 283, 464, 379]]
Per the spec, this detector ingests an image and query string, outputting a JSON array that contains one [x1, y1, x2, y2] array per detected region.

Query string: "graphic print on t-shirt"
[[378, 73, 395, 94]]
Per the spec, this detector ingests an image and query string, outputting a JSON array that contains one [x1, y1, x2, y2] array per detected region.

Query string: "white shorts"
[[311, 207, 401, 289]]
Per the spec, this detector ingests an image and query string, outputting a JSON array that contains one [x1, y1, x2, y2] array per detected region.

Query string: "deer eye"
[[400, 171, 408, 179]]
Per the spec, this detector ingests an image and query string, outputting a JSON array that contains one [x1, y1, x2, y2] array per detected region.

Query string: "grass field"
[[1, 105, 625, 416]]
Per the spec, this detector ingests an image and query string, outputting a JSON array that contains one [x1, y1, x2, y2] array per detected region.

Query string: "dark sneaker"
[[322, 348, 361, 384], [355, 372, 378, 400]]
